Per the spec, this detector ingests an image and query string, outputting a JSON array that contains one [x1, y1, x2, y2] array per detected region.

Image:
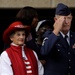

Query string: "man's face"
[[55, 14, 72, 33]]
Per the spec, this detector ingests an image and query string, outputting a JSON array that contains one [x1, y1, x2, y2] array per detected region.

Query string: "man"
[[41, 3, 75, 75]]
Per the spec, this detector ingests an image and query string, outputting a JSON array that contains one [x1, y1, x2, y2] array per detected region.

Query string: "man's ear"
[[54, 17, 57, 21]]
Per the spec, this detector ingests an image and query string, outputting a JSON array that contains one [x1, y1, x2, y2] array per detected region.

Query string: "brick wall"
[[0, 0, 75, 8]]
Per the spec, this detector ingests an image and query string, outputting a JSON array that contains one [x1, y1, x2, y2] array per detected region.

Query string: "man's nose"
[[64, 19, 68, 24]]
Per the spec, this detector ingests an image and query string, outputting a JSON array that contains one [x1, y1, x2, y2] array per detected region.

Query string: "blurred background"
[[0, 0, 75, 53]]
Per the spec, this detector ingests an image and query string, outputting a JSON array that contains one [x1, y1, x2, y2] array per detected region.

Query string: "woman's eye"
[[22, 33, 25, 36], [17, 34, 20, 36]]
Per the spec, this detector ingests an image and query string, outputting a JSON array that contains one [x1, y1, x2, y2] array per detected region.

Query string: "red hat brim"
[[3, 26, 30, 44]]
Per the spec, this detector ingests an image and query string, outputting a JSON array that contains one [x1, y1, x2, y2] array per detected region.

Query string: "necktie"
[[64, 35, 69, 47]]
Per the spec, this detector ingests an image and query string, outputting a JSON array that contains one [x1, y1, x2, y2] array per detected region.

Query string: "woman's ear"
[[9, 34, 14, 42], [71, 15, 73, 19], [10, 37, 13, 42]]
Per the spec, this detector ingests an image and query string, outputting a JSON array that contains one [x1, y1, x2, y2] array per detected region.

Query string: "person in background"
[[41, 3, 75, 75], [0, 21, 44, 75], [15, 6, 38, 39], [36, 19, 53, 65], [3, 6, 41, 60]]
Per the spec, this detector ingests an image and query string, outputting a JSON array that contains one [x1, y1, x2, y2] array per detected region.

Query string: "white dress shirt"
[[60, 31, 70, 45]]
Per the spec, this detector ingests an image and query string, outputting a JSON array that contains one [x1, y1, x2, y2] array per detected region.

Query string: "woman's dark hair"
[[15, 6, 38, 26]]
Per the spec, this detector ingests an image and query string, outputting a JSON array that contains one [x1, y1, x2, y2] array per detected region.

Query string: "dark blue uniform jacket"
[[41, 30, 75, 75]]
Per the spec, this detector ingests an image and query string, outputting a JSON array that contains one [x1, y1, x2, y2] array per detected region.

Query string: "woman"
[[4, 6, 40, 60], [0, 21, 44, 75], [36, 20, 53, 65], [15, 6, 42, 60]]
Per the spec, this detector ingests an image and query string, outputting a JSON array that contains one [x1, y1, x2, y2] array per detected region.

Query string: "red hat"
[[3, 21, 30, 44]]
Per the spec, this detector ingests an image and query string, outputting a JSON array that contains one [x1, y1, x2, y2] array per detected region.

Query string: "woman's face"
[[37, 25, 50, 36], [31, 17, 39, 28], [10, 30, 25, 46]]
